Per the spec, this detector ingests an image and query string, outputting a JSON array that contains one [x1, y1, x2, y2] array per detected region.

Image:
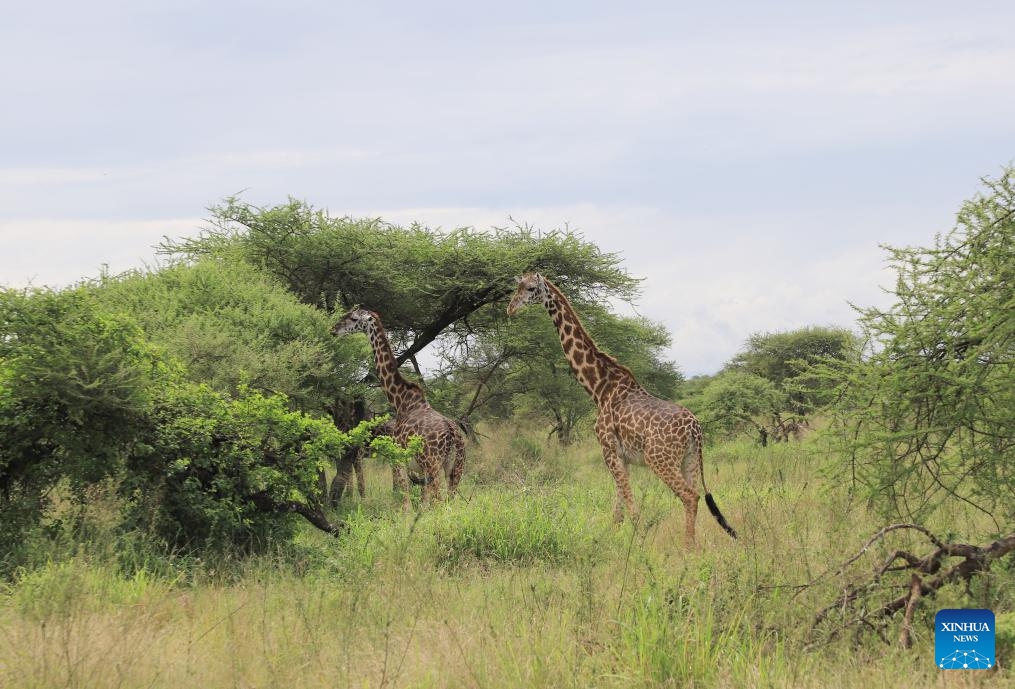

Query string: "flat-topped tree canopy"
[[160, 197, 641, 369]]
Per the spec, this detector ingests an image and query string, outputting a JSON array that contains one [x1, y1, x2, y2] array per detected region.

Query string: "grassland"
[[1, 424, 1011, 688]]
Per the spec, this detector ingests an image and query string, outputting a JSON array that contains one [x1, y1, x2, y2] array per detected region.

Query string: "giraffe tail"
[[697, 437, 738, 539], [704, 493, 737, 539]]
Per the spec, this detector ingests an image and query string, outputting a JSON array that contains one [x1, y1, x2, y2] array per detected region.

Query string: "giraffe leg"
[[420, 454, 444, 505], [392, 465, 411, 512], [331, 450, 356, 505], [648, 448, 700, 550], [682, 493, 699, 551], [601, 444, 637, 523], [447, 451, 464, 497], [447, 436, 466, 497], [354, 453, 366, 499]]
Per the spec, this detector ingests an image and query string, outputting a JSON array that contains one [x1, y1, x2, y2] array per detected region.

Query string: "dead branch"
[[899, 573, 922, 649], [793, 523, 944, 600], [807, 527, 1015, 649]]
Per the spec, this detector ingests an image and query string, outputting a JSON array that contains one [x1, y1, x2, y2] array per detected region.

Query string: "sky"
[[2, 1, 1013, 375]]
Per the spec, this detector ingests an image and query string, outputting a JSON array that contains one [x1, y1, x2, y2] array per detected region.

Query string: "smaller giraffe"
[[507, 273, 736, 548], [369, 416, 430, 491], [322, 398, 369, 505], [331, 308, 465, 508]]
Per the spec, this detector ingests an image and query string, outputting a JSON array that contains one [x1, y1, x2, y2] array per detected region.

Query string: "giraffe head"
[[331, 307, 376, 336], [506, 272, 549, 316]]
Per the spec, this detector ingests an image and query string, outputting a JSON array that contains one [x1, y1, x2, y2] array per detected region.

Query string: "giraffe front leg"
[[418, 453, 445, 506], [354, 453, 366, 498], [392, 465, 411, 512], [602, 445, 637, 524]]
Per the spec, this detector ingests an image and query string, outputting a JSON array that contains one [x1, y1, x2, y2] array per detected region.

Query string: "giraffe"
[[331, 308, 465, 508], [507, 273, 737, 548], [322, 398, 368, 506]]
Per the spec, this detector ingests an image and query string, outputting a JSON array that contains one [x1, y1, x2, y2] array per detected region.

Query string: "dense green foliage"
[[125, 383, 404, 552], [0, 280, 416, 563], [95, 259, 367, 415], [691, 370, 784, 439], [823, 167, 1015, 524], [726, 325, 858, 413], [0, 287, 163, 552]]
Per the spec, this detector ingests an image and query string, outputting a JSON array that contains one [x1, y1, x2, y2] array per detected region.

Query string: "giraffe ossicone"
[[507, 273, 737, 548], [331, 307, 465, 509]]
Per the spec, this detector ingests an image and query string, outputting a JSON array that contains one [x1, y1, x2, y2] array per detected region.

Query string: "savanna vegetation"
[[1, 168, 1013, 688]]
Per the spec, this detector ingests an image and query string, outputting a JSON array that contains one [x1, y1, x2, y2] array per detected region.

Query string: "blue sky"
[[2, 1, 1013, 374]]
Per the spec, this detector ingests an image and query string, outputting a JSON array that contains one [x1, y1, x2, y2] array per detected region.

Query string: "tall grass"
[[1, 423, 1011, 688]]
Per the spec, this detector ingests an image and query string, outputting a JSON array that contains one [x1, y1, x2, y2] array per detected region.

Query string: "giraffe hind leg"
[[649, 447, 700, 550], [420, 453, 445, 505], [447, 440, 465, 497]]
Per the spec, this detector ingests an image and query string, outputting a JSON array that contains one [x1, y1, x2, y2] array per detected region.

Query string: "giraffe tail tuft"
[[705, 493, 737, 539]]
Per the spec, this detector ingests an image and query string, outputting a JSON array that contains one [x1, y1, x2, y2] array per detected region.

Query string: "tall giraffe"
[[331, 308, 465, 508], [507, 273, 736, 547]]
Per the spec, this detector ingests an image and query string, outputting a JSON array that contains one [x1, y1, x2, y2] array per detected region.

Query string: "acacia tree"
[[160, 198, 640, 375], [690, 370, 785, 442], [726, 326, 859, 413], [824, 167, 1015, 526]]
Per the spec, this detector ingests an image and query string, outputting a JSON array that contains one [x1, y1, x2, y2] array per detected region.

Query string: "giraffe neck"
[[366, 320, 427, 414], [542, 280, 639, 407]]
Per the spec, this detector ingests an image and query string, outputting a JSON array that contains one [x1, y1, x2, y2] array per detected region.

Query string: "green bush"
[[124, 384, 410, 555], [0, 286, 164, 555]]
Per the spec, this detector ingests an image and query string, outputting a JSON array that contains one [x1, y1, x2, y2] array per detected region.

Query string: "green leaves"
[[128, 385, 418, 552], [95, 259, 364, 415], [726, 326, 859, 413], [0, 286, 166, 550], [692, 371, 784, 439], [824, 167, 1015, 525]]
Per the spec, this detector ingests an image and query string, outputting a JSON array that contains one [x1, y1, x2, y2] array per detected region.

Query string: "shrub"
[[124, 384, 411, 554], [0, 286, 163, 554]]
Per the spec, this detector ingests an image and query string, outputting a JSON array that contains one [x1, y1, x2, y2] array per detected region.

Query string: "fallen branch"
[[807, 527, 1015, 649], [899, 573, 922, 649]]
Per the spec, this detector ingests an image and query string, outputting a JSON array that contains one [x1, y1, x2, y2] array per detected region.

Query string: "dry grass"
[[1, 423, 1010, 688]]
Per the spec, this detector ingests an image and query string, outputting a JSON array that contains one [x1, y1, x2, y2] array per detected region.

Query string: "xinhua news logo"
[[935, 609, 995, 670]]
